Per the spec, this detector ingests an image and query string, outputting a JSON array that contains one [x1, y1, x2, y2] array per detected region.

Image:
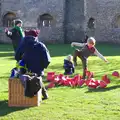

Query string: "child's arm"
[[71, 42, 86, 47], [94, 49, 108, 62], [5, 28, 13, 38], [6, 31, 12, 36]]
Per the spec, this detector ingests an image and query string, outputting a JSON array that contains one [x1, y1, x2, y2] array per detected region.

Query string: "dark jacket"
[[63, 59, 74, 75], [6, 28, 24, 51], [15, 36, 51, 75]]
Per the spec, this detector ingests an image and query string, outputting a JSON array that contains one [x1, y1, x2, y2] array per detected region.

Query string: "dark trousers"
[[64, 67, 74, 75], [21, 75, 48, 99], [37, 76, 48, 99], [73, 49, 87, 79]]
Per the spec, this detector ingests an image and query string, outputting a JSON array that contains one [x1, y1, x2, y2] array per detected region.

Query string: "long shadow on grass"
[[0, 44, 13, 52], [0, 100, 27, 116], [0, 52, 14, 57], [0, 44, 120, 58], [7, 57, 15, 60], [0, 76, 10, 79], [0, 44, 14, 58], [85, 85, 120, 93]]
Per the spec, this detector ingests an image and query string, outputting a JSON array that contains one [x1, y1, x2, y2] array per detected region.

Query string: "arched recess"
[[113, 15, 120, 28], [37, 13, 53, 28], [3, 12, 16, 27], [87, 17, 95, 29]]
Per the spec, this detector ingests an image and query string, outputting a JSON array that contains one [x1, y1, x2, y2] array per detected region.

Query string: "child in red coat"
[[71, 37, 108, 79]]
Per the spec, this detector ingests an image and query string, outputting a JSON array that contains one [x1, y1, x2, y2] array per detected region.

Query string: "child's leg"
[[73, 49, 81, 66], [37, 75, 49, 100], [64, 68, 69, 75], [64, 68, 73, 75], [81, 59, 87, 79]]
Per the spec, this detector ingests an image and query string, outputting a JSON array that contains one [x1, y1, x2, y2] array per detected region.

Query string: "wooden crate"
[[8, 78, 42, 107]]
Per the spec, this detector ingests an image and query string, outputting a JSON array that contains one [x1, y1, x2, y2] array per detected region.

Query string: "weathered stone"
[[0, 0, 120, 44]]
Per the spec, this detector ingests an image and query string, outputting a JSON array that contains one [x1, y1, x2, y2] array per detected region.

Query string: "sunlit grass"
[[0, 44, 120, 120]]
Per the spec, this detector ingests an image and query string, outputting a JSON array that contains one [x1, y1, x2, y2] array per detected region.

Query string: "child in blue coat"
[[63, 55, 75, 75]]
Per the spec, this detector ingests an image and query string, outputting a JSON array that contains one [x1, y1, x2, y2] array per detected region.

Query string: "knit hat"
[[25, 29, 40, 37], [15, 19, 23, 26]]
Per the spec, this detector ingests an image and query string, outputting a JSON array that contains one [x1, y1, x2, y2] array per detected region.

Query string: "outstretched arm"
[[71, 42, 86, 47], [5, 28, 13, 38], [94, 49, 108, 62]]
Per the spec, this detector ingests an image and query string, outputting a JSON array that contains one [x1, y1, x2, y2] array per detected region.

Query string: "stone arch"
[[87, 17, 95, 29], [2, 11, 16, 27], [113, 14, 120, 28], [37, 13, 53, 28]]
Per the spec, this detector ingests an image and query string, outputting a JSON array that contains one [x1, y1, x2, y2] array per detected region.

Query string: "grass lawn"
[[0, 43, 120, 120]]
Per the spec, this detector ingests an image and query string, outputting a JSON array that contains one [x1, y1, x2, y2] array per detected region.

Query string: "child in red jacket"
[[71, 37, 108, 79]]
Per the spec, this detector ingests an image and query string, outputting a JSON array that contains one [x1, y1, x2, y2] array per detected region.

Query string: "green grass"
[[0, 43, 120, 120]]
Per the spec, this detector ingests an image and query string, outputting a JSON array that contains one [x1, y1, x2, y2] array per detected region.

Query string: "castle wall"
[[1, 0, 120, 44], [85, 0, 120, 43], [64, 0, 85, 43], [1, 0, 65, 43]]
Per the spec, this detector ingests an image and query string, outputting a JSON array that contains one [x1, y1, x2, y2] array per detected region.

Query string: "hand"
[[5, 28, 9, 32], [71, 43, 74, 47], [105, 59, 109, 63]]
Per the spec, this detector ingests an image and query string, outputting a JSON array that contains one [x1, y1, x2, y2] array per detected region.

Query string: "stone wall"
[[1, 0, 65, 43], [85, 0, 120, 43], [64, 0, 85, 43], [1, 0, 120, 44]]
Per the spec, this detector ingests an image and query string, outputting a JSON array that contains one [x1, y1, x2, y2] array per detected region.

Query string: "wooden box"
[[8, 78, 42, 107]]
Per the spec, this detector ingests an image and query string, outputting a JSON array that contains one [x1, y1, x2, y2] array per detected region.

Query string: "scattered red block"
[[78, 79, 85, 87], [99, 81, 107, 88], [47, 82, 55, 88], [102, 75, 110, 84], [47, 72, 55, 82], [112, 71, 119, 78]]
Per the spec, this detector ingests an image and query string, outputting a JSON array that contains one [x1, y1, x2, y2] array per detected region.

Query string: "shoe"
[[42, 92, 49, 100], [42, 89, 49, 100], [64, 72, 73, 75], [42, 97, 48, 100]]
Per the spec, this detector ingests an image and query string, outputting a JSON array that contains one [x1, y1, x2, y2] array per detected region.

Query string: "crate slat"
[[8, 78, 42, 107]]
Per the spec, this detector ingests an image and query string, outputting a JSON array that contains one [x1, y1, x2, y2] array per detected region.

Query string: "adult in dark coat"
[[15, 33, 51, 75], [5, 19, 25, 52], [15, 30, 51, 100]]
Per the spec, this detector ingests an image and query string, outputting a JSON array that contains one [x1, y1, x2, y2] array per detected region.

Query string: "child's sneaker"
[[42, 88, 49, 100], [42, 92, 49, 100]]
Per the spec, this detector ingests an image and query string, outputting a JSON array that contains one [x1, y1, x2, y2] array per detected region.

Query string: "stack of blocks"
[[8, 78, 42, 107]]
